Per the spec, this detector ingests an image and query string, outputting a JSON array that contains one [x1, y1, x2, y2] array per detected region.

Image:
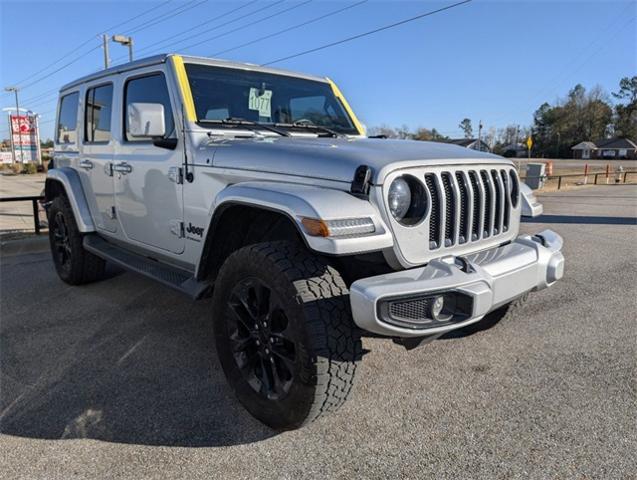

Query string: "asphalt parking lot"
[[1, 184, 636, 479]]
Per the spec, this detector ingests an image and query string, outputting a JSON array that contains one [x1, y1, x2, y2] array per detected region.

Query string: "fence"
[[520, 170, 637, 190], [0, 195, 46, 234]]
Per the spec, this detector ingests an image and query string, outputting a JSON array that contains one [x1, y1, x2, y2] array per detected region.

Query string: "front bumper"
[[350, 230, 564, 337]]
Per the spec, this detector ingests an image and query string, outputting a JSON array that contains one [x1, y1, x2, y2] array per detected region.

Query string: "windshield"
[[184, 63, 359, 135]]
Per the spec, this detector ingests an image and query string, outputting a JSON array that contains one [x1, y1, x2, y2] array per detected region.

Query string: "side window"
[[85, 84, 113, 143], [57, 92, 79, 145], [124, 73, 175, 142]]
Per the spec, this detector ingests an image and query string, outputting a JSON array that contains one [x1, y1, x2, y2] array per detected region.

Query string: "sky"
[[1, 0, 635, 140]]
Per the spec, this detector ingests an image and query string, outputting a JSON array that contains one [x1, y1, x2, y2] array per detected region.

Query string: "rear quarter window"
[[57, 92, 79, 145]]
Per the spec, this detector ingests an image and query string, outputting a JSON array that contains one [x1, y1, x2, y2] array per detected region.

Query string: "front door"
[[114, 70, 184, 254]]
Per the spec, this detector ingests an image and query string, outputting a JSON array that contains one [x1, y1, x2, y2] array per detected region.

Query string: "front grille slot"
[[441, 173, 455, 246], [468, 171, 481, 241], [480, 170, 492, 238], [491, 170, 502, 235], [456, 172, 469, 244], [500, 169, 510, 232], [424, 174, 440, 249]]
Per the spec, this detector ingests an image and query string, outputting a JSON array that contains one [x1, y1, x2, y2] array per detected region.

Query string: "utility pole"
[[4, 86, 24, 164], [478, 120, 483, 152], [113, 35, 134, 62], [102, 34, 110, 69]]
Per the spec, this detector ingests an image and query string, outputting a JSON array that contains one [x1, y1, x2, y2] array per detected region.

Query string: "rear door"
[[114, 69, 184, 254], [79, 82, 117, 232]]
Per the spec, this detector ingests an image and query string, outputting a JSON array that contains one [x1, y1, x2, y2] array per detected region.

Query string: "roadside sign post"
[[5, 112, 41, 165]]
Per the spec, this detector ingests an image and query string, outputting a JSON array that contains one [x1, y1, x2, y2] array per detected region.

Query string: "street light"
[[4, 86, 24, 164], [112, 35, 134, 62]]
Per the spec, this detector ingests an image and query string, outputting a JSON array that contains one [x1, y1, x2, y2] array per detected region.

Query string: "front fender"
[[213, 182, 394, 255], [520, 183, 543, 217], [46, 167, 95, 232]]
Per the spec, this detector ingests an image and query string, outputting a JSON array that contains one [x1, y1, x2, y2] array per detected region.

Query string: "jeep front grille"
[[425, 168, 518, 251]]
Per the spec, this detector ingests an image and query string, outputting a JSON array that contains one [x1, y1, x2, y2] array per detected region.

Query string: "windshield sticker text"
[[248, 88, 272, 117]]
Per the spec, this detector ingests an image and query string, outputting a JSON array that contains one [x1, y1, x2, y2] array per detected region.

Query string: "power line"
[[132, 0, 292, 59], [114, 0, 260, 62], [11, 0, 206, 93], [262, 0, 473, 65], [124, 0, 208, 36], [20, 87, 60, 105], [178, 0, 311, 53], [24, 96, 59, 110], [18, 45, 102, 91], [212, 0, 368, 57], [7, 0, 174, 89]]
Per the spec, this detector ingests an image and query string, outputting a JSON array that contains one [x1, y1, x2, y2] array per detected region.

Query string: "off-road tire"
[[212, 241, 362, 430], [48, 195, 106, 285]]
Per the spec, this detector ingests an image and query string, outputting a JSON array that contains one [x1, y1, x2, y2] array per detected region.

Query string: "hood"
[[207, 136, 508, 184]]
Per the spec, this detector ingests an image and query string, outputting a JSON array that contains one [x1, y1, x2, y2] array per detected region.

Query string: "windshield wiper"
[[201, 117, 290, 137], [274, 121, 343, 138]]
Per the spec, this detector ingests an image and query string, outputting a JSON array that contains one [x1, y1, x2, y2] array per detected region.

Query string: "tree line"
[[369, 76, 637, 158]]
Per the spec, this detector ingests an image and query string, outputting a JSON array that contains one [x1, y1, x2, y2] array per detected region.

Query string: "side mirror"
[[127, 102, 166, 138]]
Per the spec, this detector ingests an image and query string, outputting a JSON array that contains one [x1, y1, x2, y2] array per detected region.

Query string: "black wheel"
[[47, 195, 105, 285], [212, 241, 362, 430]]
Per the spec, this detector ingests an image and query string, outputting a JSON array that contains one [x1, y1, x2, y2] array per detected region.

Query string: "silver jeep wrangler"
[[46, 54, 564, 429]]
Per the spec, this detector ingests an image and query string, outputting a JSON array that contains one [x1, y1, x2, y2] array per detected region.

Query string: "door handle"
[[79, 159, 94, 170], [113, 162, 133, 174]]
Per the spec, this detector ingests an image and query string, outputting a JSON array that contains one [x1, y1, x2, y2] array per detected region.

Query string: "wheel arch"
[[45, 167, 95, 232], [195, 182, 394, 281], [196, 201, 306, 282]]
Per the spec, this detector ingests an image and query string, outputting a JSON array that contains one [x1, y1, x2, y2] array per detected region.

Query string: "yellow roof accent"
[[327, 78, 365, 136], [171, 55, 196, 122]]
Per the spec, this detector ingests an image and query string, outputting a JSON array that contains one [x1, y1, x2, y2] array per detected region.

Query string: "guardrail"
[[520, 170, 637, 190], [0, 195, 46, 234]]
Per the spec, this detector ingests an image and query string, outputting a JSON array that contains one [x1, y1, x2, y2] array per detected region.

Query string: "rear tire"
[[48, 195, 105, 285], [212, 241, 362, 430]]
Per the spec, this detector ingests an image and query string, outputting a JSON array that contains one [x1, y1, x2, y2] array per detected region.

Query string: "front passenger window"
[[124, 73, 175, 142]]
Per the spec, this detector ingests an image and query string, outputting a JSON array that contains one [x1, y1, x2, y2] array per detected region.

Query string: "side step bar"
[[83, 235, 211, 300]]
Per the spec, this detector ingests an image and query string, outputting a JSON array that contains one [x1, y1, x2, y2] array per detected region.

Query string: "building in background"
[[571, 141, 597, 159], [570, 138, 636, 160]]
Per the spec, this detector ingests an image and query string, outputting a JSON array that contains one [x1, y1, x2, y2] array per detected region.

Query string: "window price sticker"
[[248, 88, 272, 117]]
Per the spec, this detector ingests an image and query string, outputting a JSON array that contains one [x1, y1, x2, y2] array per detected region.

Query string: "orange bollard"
[[545, 160, 553, 176]]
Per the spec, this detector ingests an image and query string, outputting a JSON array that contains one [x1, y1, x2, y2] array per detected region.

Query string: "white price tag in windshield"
[[248, 88, 272, 117]]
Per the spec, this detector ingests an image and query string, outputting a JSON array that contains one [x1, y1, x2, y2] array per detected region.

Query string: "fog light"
[[431, 295, 444, 319], [429, 294, 454, 322]]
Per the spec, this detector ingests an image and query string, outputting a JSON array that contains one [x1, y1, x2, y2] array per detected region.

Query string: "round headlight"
[[388, 175, 428, 225], [388, 177, 411, 220]]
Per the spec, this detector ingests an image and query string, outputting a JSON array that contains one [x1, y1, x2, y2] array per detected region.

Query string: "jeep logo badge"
[[186, 222, 204, 237]]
